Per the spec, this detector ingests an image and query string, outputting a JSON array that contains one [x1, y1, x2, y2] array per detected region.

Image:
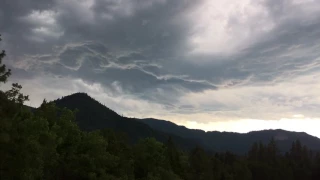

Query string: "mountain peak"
[[52, 92, 122, 130], [70, 92, 89, 96], [59, 92, 91, 100], [51, 93, 199, 149]]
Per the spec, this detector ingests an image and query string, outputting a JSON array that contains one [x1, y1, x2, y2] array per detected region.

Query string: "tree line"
[[1, 35, 320, 180]]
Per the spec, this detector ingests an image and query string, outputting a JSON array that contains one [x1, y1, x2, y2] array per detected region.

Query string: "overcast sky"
[[1, 0, 320, 137]]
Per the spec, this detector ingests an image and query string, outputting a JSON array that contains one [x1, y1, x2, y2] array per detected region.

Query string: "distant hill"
[[47, 92, 320, 154], [51, 93, 200, 150], [141, 118, 320, 153]]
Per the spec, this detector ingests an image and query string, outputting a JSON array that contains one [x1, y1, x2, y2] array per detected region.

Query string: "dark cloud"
[[1, 0, 320, 128], [0, 0, 59, 54]]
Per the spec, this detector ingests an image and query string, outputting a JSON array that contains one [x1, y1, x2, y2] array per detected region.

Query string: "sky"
[[1, 0, 320, 137]]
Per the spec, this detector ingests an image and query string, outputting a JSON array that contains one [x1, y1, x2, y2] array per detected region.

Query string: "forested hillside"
[[1, 35, 320, 179], [52, 93, 201, 150]]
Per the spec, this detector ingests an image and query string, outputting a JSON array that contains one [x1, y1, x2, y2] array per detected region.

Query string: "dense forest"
[[1, 35, 320, 180]]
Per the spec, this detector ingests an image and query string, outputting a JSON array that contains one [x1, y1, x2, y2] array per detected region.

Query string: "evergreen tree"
[[188, 146, 213, 180], [166, 136, 183, 176], [0, 35, 11, 84]]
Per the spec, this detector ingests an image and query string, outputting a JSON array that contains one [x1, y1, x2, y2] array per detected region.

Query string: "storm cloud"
[[1, 0, 320, 136]]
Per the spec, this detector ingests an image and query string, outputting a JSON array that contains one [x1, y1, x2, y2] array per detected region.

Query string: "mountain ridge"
[[140, 118, 320, 153], [47, 92, 320, 153], [142, 118, 314, 136]]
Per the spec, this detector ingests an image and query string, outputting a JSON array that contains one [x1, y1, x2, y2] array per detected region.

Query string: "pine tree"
[[0, 35, 28, 105], [166, 136, 183, 176], [248, 142, 259, 161], [0, 35, 11, 84], [267, 137, 279, 163]]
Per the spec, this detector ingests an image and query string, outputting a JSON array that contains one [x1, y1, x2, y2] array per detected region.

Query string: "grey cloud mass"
[[1, 0, 320, 135]]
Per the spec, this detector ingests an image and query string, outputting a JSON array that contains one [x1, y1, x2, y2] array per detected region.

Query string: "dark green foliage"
[[5, 83, 29, 104], [0, 35, 11, 84], [187, 146, 213, 180]]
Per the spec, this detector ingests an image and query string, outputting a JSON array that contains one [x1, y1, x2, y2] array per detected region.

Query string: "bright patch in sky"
[[188, 0, 274, 55], [180, 118, 320, 138]]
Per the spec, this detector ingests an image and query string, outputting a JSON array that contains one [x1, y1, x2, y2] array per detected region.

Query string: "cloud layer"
[[1, 0, 320, 136]]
